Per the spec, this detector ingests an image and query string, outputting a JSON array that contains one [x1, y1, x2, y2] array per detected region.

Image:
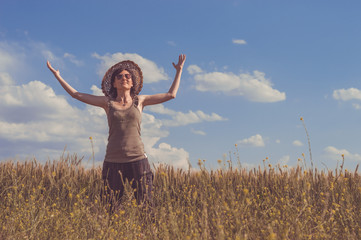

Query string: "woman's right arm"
[[47, 61, 107, 109]]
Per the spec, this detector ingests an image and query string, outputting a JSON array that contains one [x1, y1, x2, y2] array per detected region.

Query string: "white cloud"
[[146, 104, 227, 127], [141, 112, 169, 149], [90, 85, 103, 96], [237, 134, 265, 147], [188, 65, 286, 102], [329, 86, 361, 110], [42, 50, 57, 62], [167, 41, 176, 46], [0, 41, 191, 169], [0, 78, 191, 169], [278, 155, 290, 165], [147, 143, 190, 170], [232, 39, 247, 45], [0, 72, 14, 85], [324, 146, 361, 162], [187, 65, 203, 75], [141, 112, 190, 169], [147, 104, 176, 115], [0, 44, 186, 168], [28, 41, 62, 65], [194, 71, 241, 92], [293, 140, 303, 146], [0, 42, 22, 71], [0, 80, 108, 160], [64, 53, 84, 66], [0, 42, 29, 83], [191, 129, 206, 136], [352, 103, 361, 110], [92, 52, 169, 83], [0, 40, 67, 82], [333, 88, 361, 101]]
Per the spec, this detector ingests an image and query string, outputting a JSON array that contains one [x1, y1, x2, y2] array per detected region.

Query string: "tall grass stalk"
[[1, 155, 361, 239], [300, 117, 314, 170]]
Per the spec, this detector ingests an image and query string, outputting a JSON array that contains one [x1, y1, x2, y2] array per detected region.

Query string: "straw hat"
[[101, 60, 143, 99]]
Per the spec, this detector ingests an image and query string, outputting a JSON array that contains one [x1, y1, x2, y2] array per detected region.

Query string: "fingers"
[[47, 60, 59, 75], [47, 61, 55, 71], [172, 54, 186, 70], [179, 54, 186, 64]]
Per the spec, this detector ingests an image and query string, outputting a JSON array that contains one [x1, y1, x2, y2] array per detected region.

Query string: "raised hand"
[[47, 61, 60, 76], [172, 54, 186, 72]]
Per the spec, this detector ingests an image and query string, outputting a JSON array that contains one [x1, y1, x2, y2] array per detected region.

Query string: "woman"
[[47, 54, 186, 209]]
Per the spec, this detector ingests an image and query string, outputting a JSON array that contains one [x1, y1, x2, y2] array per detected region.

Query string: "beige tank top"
[[104, 98, 145, 163]]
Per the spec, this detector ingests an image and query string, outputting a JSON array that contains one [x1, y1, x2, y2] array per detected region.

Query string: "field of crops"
[[1, 154, 361, 239]]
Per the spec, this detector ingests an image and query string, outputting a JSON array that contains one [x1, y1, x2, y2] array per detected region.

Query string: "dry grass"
[[1, 154, 361, 239]]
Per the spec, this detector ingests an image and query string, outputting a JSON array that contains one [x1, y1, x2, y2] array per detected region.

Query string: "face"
[[113, 70, 133, 90]]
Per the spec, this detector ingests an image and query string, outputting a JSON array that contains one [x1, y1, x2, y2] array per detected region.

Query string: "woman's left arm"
[[139, 54, 186, 108]]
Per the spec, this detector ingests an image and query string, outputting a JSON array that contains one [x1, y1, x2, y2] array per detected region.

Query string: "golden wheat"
[[1, 155, 361, 239]]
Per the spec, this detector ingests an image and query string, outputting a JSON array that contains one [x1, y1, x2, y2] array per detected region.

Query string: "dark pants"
[[102, 158, 154, 210]]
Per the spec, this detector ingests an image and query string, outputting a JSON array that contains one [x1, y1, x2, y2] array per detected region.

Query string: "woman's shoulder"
[[99, 95, 111, 107], [136, 95, 146, 104], [135, 95, 147, 112], [136, 94, 145, 100], [99, 96, 112, 113]]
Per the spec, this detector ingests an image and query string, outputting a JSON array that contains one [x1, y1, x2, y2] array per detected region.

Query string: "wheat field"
[[1, 154, 361, 239]]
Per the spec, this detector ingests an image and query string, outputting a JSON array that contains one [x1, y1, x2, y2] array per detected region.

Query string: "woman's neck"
[[115, 90, 132, 106]]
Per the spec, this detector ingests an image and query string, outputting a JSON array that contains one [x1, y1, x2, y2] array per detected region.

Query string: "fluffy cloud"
[[0, 41, 191, 169], [292, 140, 303, 146], [352, 103, 361, 110], [0, 79, 107, 150], [92, 52, 169, 83], [0, 72, 14, 85], [146, 143, 190, 170], [187, 65, 286, 102], [0, 42, 22, 71], [146, 104, 227, 127], [0, 79, 191, 169], [333, 88, 361, 101], [278, 155, 290, 165], [167, 41, 176, 46], [232, 39, 247, 45], [64, 53, 84, 66], [324, 146, 361, 162], [191, 129, 206, 136], [237, 134, 265, 147], [139, 112, 189, 169], [187, 65, 203, 75]]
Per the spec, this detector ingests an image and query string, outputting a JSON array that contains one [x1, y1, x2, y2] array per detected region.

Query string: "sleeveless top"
[[104, 97, 146, 163]]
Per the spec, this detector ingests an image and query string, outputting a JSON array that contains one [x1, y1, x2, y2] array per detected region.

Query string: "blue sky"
[[1, 0, 361, 170]]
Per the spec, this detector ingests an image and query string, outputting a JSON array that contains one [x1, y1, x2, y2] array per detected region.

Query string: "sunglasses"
[[115, 73, 132, 80]]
